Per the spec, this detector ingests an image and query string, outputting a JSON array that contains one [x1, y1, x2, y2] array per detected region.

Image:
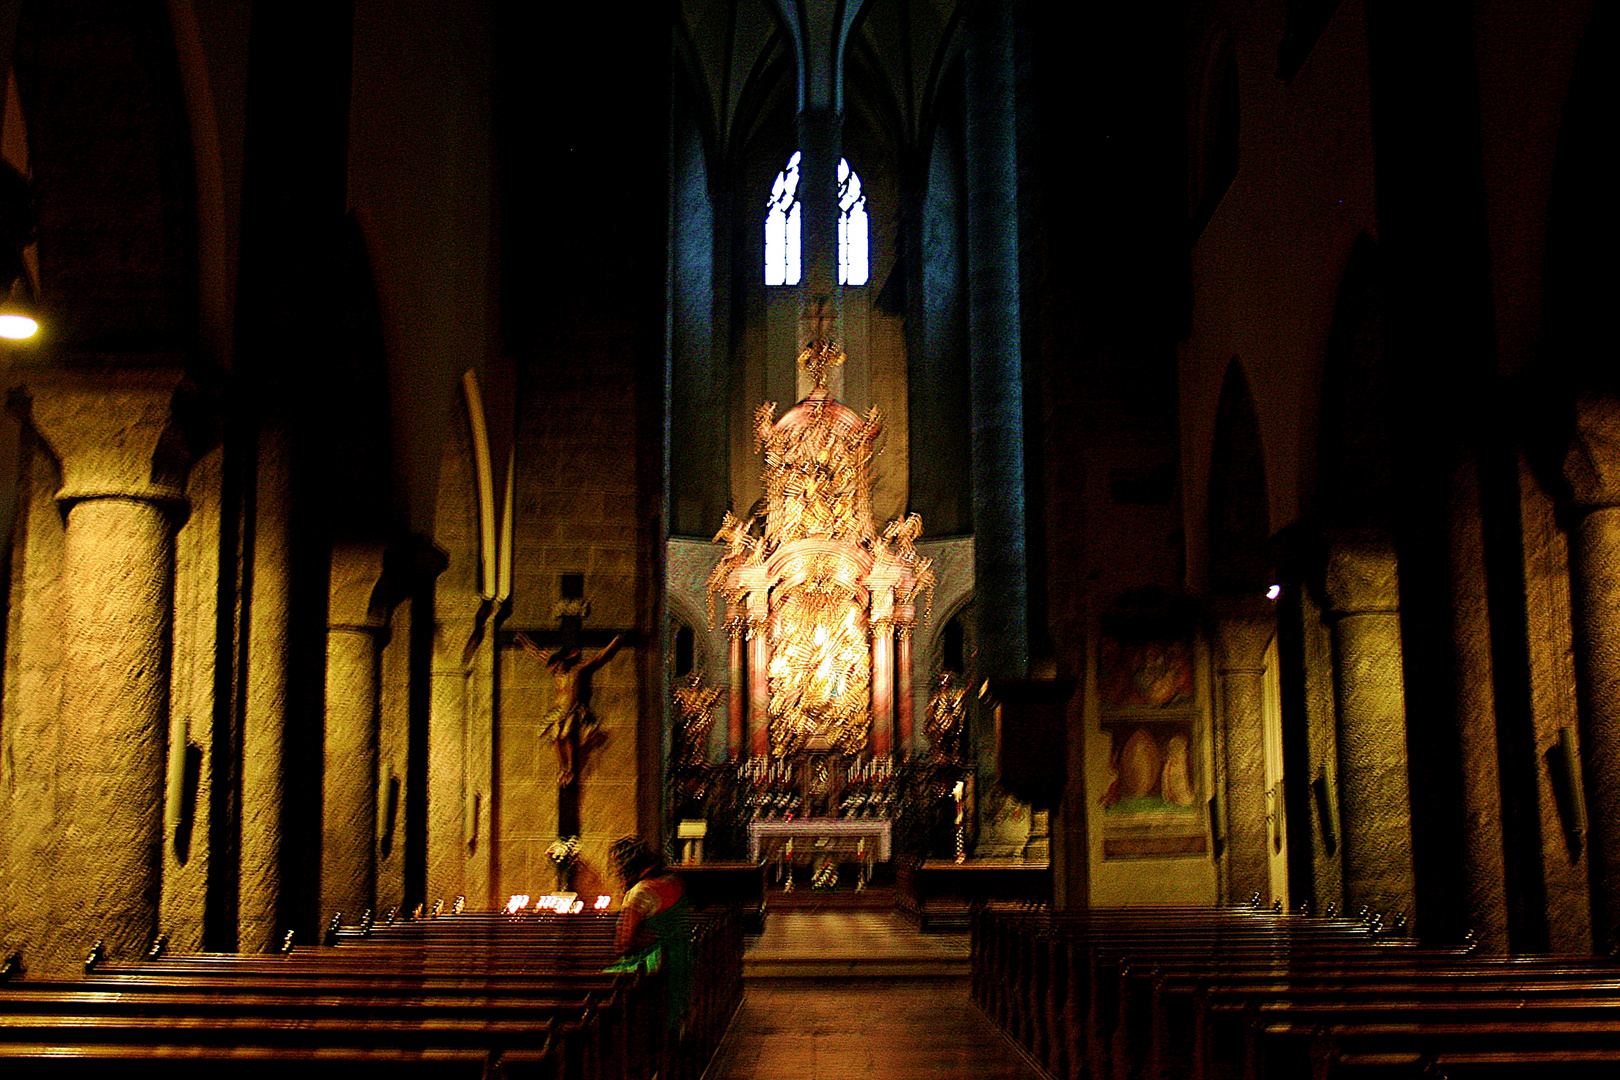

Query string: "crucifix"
[[514, 574, 629, 839]]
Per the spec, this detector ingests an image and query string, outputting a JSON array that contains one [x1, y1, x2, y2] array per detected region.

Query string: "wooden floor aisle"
[[702, 980, 1043, 1080], [744, 909, 969, 978], [705, 911, 1039, 1079]]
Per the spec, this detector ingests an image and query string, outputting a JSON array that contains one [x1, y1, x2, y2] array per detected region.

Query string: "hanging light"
[[0, 305, 38, 341], [0, 273, 38, 341], [1, 159, 39, 342]]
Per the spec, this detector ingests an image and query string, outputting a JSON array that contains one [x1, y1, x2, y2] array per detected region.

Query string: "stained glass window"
[[837, 157, 868, 286], [763, 152, 868, 286], [764, 152, 801, 286]]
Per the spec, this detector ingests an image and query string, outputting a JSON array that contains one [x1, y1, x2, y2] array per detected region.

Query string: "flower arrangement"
[[547, 836, 582, 889]]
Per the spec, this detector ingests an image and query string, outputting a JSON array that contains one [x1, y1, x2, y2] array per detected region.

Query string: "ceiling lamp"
[[0, 266, 38, 341]]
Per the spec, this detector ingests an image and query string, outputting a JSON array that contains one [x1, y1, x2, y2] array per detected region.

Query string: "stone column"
[[727, 608, 745, 760], [240, 425, 290, 952], [1323, 531, 1416, 922], [1563, 397, 1620, 949], [1213, 600, 1276, 906], [25, 372, 190, 974], [427, 644, 468, 908], [965, 0, 1029, 679], [322, 543, 390, 922]]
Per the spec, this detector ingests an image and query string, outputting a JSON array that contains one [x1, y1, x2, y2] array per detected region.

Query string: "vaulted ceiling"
[[676, 0, 962, 163]]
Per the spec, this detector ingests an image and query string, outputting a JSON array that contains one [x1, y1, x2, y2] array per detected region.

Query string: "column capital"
[[1321, 529, 1400, 617], [329, 541, 391, 632], [1209, 597, 1275, 673], [14, 367, 194, 510], [1563, 395, 1620, 511], [329, 533, 447, 632]]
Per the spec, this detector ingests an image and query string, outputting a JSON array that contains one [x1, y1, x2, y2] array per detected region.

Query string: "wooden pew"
[[0, 906, 744, 1080], [973, 905, 1620, 1080], [1180, 960, 1620, 1080], [974, 904, 1398, 1080], [1257, 999, 1620, 1080]]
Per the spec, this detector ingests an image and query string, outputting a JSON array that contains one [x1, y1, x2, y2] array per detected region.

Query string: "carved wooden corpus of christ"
[[516, 632, 624, 788]]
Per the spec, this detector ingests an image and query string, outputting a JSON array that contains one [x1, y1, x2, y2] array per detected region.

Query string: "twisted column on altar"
[[746, 590, 770, 758], [726, 604, 746, 760], [869, 580, 895, 757], [896, 604, 916, 758]]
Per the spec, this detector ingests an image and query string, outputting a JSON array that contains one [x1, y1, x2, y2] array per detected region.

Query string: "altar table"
[[747, 818, 892, 862]]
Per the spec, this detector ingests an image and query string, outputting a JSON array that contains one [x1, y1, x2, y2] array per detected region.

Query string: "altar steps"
[[763, 884, 899, 910], [743, 909, 970, 980]]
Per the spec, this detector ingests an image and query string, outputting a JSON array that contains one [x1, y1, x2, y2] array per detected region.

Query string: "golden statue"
[[671, 671, 724, 768], [926, 671, 969, 763]]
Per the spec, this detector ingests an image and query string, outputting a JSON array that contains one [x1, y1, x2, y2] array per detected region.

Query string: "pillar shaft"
[[1572, 506, 1620, 948], [322, 625, 382, 920], [1332, 611, 1415, 917], [54, 498, 176, 965], [426, 660, 468, 909], [240, 427, 290, 952], [1324, 535, 1416, 922], [1214, 606, 1275, 906], [964, 0, 1028, 679]]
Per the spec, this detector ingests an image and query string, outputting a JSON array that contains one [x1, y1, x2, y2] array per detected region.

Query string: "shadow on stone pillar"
[[322, 542, 391, 923], [1212, 598, 1277, 906], [1562, 397, 1620, 951], [240, 425, 291, 953], [965, 0, 1029, 682], [20, 370, 192, 974], [427, 644, 469, 910], [1322, 530, 1416, 926]]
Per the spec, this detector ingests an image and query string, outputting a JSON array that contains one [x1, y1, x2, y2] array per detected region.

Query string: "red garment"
[[614, 872, 685, 953]]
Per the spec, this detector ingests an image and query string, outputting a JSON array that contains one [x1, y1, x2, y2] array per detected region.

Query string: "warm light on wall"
[[0, 311, 36, 340]]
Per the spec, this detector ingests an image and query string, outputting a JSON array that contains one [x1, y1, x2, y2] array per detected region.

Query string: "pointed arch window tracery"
[[763, 152, 869, 287]]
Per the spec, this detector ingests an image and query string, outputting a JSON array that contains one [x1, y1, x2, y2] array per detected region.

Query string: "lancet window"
[[763, 152, 869, 287]]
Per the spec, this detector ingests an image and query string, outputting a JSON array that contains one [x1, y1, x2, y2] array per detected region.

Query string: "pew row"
[[971, 905, 1620, 1080], [0, 907, 745, 1080]]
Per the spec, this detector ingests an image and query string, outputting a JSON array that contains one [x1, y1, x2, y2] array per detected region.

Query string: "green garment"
[[604, 896, 693, 1032]]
